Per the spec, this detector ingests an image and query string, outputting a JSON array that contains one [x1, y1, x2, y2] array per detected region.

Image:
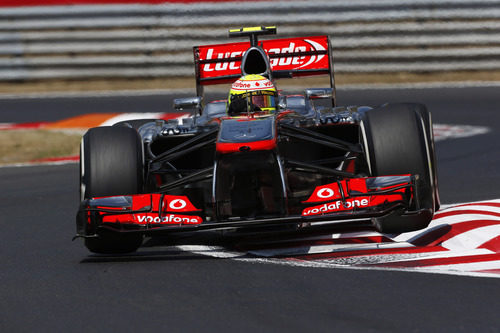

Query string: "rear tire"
[[361, 103, 436, 233], [80, 126, 144, 254]]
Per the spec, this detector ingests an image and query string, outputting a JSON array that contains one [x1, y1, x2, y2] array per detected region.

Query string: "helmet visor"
[[251, 93, 275, 110], [228, 90, 277, 115]]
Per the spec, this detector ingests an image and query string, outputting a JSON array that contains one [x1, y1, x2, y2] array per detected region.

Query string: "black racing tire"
[[412, 104, 441, 211], [361, 103, 436, 233], [80, 126, 144, 254]]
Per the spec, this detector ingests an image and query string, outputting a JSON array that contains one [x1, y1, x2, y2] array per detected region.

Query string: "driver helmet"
[[227, 74, 277, 116]]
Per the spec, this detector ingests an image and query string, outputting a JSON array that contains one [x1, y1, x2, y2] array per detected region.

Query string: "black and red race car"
[[76, 26, 440, 254]]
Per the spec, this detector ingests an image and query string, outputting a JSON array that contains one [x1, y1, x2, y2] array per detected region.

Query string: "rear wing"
[[193, 33, 335, 102]]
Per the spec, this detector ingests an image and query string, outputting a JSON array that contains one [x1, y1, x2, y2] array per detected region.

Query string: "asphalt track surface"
[[1, 86, 500, 332]]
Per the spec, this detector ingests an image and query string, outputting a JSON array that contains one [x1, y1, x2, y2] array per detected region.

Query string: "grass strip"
[[0, 129, 81, 165]]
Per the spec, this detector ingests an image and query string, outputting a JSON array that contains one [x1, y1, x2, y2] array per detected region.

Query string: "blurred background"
[[1, 0, 499, 165], [1, 0, 499, 94]]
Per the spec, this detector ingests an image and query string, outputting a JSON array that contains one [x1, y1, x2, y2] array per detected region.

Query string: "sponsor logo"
[[231, 79, 274, 91], [137, 214, 201, 224], [168, 199, 187, 210], [202, 39, 326, 73], [317, 188, 335, 199], [302, 198, 369, 216], [162, 195, 201, 212], [203, 50, 243, 72], [304, 183, 342, 203], [267, 42, 308, 67]]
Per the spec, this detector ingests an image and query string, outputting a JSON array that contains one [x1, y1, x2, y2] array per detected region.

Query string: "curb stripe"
[[363, 252, 500, 268], [292, 245, 447, 261], [42, 113, 121, 129]]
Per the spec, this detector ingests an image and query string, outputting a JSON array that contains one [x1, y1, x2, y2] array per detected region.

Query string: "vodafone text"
[[137, 214, 201, 224], [302, 198, 369, 216], [232, 80, 274, 90]]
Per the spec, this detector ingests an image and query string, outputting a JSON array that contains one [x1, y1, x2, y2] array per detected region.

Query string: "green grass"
[[0, 129, 82, 165]]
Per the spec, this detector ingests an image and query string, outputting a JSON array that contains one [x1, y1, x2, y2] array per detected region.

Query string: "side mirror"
[[278, 95, 287, 111], [305, 88, 334, 112], [305, 88, 333, 100], [174, 96, 202, 114]]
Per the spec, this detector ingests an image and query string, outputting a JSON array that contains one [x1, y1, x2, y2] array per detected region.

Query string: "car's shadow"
[[80, 250, 226, 264], [79, 231, 240, 263], [79, 224, 383, 263]]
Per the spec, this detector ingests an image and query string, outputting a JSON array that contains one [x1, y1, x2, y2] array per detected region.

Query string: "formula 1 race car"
[[76, 26, 440, 254]]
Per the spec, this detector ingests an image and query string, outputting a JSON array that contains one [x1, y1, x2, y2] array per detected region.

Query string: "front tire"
[[80, 126, 144, 254], [361, 103, 436, 233]]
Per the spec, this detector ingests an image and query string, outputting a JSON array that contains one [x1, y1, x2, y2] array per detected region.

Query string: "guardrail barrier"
[[0, 0, 499, 81]]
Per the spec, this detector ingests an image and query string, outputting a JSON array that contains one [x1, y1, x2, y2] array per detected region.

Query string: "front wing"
[[75, 175, 430, 238]]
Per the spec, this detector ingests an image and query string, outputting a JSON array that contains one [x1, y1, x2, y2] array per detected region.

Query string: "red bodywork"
[[302, 177, 411, 217], [87, 194, 203, 227], [80, 176, 414, 233]]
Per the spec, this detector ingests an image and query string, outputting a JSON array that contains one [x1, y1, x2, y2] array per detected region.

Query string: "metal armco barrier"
[[0, 0, 499, 81]]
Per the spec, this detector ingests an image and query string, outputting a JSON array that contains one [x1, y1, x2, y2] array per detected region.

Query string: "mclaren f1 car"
[[76, 26, 440, 254]]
